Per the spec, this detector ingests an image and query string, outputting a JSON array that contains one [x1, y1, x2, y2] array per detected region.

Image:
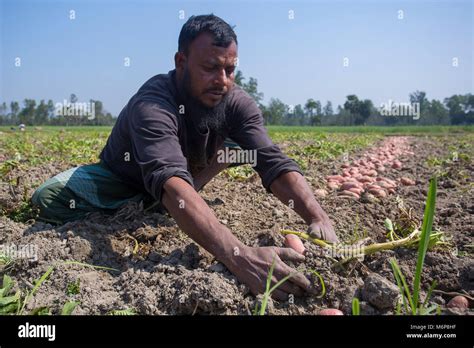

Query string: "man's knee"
[[31, 179, 80, 223], [31, 182, 59, 209]]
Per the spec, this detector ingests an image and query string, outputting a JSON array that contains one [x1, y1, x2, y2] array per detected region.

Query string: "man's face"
[[176, 32, 237, 109]]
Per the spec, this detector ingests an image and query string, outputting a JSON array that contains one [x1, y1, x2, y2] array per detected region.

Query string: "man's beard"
[[178, 68, 228, 135]]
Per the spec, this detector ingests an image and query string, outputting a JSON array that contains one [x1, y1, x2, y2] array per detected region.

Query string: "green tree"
[[343, 95, 373, 125], [294, 104, 306, 125], [243, 77, 264, 107], [47, 100, 55, 123], [10, 101, 20, 125], [0, 102, 7, 124], [234, 70, 264, 108], [34, 100, 49, 124], [234, 70, 244, 86], [420, 99, 449, 125], [444, 94, 474, 125], [304, 99, 321, 126], [19, 99, 36, 125], [264, 98, 287, 125], [323, 101, 333, 116], [409, 90, 430, 114]]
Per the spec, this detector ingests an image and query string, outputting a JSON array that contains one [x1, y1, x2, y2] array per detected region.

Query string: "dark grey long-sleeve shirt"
[[99, 69, 302, 203]]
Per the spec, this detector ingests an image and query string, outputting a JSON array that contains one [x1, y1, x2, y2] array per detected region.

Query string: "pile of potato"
[[325, 137, 416, 200]]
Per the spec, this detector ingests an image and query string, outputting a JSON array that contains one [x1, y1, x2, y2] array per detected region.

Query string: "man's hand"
[[224, 245, 314, 301], [162, 177, 314, 301], [307, 218, 339, 243], [270, 172, 340, 243]]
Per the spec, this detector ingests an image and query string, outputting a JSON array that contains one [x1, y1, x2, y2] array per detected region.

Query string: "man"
[[32, 14, 338, 300]]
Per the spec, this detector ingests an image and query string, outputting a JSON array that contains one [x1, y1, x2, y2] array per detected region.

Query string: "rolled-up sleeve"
[[129, 101, 194, 202], [228, 90, 303, 192]]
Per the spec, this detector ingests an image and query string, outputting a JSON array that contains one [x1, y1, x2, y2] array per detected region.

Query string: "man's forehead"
[[189, 33, 237, 64]]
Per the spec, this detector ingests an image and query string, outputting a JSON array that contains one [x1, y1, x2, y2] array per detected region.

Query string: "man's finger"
[[278, 264, 314, 293], [270, 288, 288, 301], [308, 225, 322, 239], [323, 228, 339, 243], [274, 247, 305, 263], [272, 267, 306, 296], [277, 281, 304, 297]]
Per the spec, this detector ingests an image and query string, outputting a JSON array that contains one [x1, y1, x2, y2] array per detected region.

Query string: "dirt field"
[[0, 130, 473, 315]]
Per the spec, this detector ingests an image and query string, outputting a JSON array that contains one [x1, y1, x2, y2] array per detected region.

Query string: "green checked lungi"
[[31, 139, 242, 224], [31, 161, 146, 224]]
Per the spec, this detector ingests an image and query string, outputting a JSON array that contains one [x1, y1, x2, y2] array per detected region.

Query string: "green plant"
[[0, 275, 21, 314], [19, 265, 55, 314], [61, 301, 79, 315], [0, 260, 118, 315], [281, 227, 448, 265], [253, 257, 296, 315], [253, 258, 326, 315], [352, 298, 360, 315], [281, 178, 450, 264], [389, 176, 440, 315], [308, 269, 326, 299], [0, 252, 15, 272], [66, 279, 81, 296], [108, 308, 136, 315]]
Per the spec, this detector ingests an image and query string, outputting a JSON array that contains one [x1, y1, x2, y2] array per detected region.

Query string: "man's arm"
[[270, 171, 339, 243], [225, 89, 337, 242], [161, 176, 314, 300]]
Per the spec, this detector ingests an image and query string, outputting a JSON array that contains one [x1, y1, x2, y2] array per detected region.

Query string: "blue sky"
[[1, 0, 472, 115]]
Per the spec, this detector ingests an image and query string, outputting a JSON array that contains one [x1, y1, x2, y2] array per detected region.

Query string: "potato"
[[368, 188, 387, 198], [358, 175, 374, 183], [366, 184, 381, 191], [347, 187, 363, 195], [366, 169, 378, 177], [400, 177, 415, 186], [366, 162, 375, 169], [386, 178, 397, 186], [327, 175, 344, 182], [319, 308, 344, 315], [327, 182, 339, 190], [376, 181, 396, 189], [392, 161, 402, 169], [284, 234, 305, 255], [340, 181, 361, 190], [377, 177, 397, 186], [314, 189, 328, 198], [447, 296, 469, 310], [338, 190, 360, 199]]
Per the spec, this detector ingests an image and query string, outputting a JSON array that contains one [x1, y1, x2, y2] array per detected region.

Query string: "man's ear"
[[174, 51, 186, 72]]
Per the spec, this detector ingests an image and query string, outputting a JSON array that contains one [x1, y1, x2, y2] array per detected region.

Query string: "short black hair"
[[178, 14, 237, 55]]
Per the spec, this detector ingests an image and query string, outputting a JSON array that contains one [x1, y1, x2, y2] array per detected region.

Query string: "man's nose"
[[213, 68, 227, 88]]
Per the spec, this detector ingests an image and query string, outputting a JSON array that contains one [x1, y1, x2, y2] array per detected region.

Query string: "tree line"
[[1, 73, 473, 127], [235, 71, 474, 126], [0, 94, 115, 126]]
